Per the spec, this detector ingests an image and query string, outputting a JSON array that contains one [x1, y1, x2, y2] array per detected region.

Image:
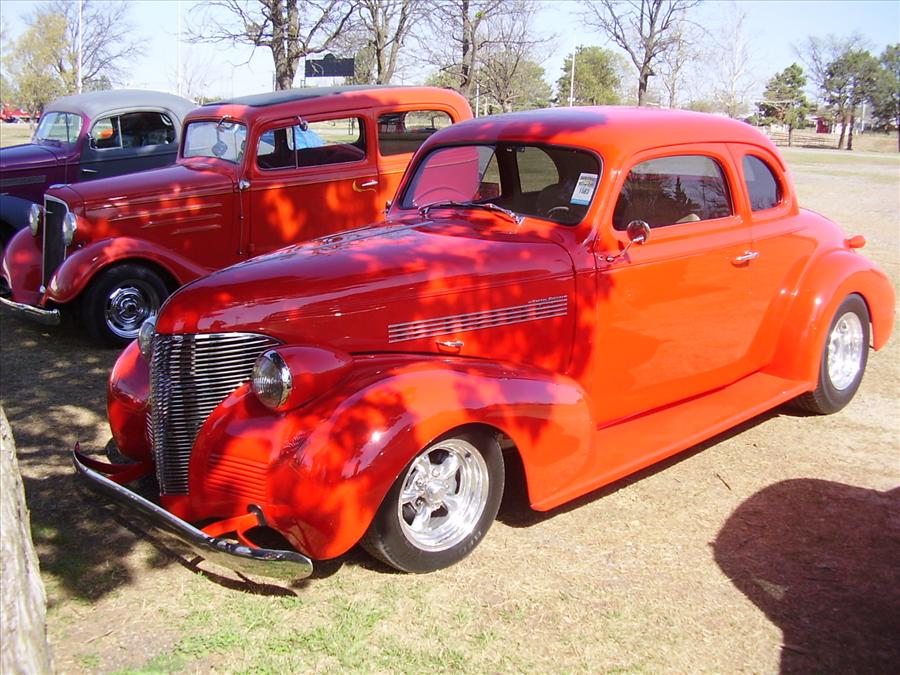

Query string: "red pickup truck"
[[1, 86, 471, 344]]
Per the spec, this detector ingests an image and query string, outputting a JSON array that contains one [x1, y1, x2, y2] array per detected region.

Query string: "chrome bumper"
[[73, 450, 314, 582], [0, 296, 60, 325]]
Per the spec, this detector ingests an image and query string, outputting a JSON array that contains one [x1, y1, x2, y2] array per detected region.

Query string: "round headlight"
[[251, 350, 292, 410], [28, 203, 42, 236], [62, 212, 78, 246], [138, 317, 156, 360]]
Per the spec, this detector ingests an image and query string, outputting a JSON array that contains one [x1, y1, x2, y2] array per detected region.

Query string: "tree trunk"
[[0, 406, 53, 674], [837, 113, 847, 150], [788, 123, 793, 147], [637, 69, 649, 106], [847, 110, 856, 151]]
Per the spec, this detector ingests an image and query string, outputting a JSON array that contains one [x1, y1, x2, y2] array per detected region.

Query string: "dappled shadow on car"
[[713, 478, 900, 673]]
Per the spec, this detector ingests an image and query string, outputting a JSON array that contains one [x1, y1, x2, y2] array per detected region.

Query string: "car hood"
[[0, 142, 64, 173], [156, 217, 576, 367], [61, 161, 234, 208]]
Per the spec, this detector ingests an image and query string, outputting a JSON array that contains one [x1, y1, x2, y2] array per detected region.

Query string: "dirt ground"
[[1, 147, 898, 673]]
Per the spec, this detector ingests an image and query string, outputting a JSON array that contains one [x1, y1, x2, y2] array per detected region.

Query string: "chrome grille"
[[150, 332, 278, 495], [42, 196, 68, 287]]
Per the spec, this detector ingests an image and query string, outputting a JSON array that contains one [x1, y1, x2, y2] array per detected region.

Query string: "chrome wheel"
[[827, 311, 864, 391], [105, 282, 160, 340], [397, 438, 490, 552]]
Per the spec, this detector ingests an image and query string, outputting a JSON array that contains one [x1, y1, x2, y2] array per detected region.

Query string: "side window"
[[299, 117, 365, 167], [378, 110, 452, 156], [743, 155, 783, 211], [613, 155, 732, 230], [91, 112, 176, 150]]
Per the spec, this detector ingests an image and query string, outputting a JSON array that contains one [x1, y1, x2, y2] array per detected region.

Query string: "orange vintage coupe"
[[75, 107, 895, 580]]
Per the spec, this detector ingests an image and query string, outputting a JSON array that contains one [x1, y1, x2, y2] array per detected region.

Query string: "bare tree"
[[656, 23, 695, 108], [794, 32, 869, 103], [581, 0, 700, 106], [416, 0, 506, 99], [189, 0, 356, 90], [477, 1, 553, 112], [356, 0, 421, 84], [711, 4, 755, 118], [36, 0, 143, 91]]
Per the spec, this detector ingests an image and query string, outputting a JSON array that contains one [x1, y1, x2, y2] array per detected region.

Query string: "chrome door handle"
[[359, 179, 378, 188], [734, 250, 759, 263], [352, 178, 378, 193], [81, 168, 98, 174]]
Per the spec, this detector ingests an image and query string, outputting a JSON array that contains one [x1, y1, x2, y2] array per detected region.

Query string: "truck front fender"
[[46, 236, 212, 304], [764, 249, 895, 384], [189, 355, 595, 560], [2, 227, 43, 305], [0, 194, 33, 242]]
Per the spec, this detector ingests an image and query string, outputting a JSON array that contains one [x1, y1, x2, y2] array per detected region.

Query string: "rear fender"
[[46, 236, 211, 304], [189, 355, 594, 560], [764, 249, 895, 383]]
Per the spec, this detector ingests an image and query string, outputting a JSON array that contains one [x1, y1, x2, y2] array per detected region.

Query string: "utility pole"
[[568, 42, 577, 107], [76, 0, 83, 93], [176, 0, 183, 96]]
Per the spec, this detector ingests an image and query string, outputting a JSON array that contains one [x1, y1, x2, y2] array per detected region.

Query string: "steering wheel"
[[545, 205, 572, 220]]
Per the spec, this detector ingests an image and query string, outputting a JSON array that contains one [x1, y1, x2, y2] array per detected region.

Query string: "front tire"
[[361, 430, 504, 573], [794, 293, 870, 415], [82, 264, 168, 347]]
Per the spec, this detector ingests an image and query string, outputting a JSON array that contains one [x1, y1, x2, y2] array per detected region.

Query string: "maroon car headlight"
[[28, 203, 42, 236], [251, 345, 352, 411]]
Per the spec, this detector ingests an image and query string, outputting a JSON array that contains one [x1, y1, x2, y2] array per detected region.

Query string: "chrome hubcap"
[[827, 311, 864, 391], [106, 283, 158, 339], [398, 439, 489, 552]]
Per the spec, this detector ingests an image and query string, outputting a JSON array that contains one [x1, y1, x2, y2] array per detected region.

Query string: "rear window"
[[378, 110, 453, 156], [743, 155, 783, 211], [613, 155, 732, 230]]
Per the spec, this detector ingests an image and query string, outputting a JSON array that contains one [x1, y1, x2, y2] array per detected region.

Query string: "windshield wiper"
[[418, 200, 522, 225]]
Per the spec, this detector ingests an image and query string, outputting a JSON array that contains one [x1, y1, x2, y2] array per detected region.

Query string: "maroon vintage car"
[[1, 86, 471, 345], [0, 90, 194, 246]]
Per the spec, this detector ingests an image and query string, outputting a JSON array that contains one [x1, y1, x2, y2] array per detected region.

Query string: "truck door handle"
[[353, 179, 378, 192], [81, 168, 98, 174], [734, 250, 759, 263]]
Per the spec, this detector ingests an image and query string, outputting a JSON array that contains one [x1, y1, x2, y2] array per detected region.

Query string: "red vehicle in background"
[[76, 107, 894, 581], [1, 86, 471, 344]]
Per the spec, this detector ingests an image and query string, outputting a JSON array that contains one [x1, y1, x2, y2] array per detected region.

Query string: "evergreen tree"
[[758, 63, 811, 147]]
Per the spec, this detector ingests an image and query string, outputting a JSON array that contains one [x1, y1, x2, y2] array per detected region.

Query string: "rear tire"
[[794, 294, 870, 415], [361, 430, 504, 573], [82, 264, 168, 348]]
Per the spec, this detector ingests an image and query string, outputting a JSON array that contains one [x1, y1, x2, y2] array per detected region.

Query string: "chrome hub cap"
[[827, 311, 864, 391], [398, 439, 489, 551], [106, 283, 159, 339]]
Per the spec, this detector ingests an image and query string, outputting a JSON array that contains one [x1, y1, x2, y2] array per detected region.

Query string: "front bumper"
[[0, 296, 60, 325], [73, 448, 314, 582]]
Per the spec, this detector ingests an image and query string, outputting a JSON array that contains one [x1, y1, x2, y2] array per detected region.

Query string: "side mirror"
[[606, 220, 650, 263]]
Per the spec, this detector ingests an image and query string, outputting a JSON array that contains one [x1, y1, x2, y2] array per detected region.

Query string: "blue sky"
[[1, 0, 898, 102]]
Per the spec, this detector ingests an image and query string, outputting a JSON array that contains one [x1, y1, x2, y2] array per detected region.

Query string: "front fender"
[[0, 194, 34, 234], [2, 227, 43, 304], [46, 236, 212, 304], [765, 249, 896, 383], [189, 355, 595, 560]]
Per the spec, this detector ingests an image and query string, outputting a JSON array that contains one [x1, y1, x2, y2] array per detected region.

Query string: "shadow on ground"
[[713, 478, 900, 673]]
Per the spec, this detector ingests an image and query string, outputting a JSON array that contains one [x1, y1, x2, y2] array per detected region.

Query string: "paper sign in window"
[[571, 173, 598, 205]]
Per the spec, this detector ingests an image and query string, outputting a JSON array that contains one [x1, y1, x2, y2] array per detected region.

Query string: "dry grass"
[[0, 123, 34, 147], [0, 147, 897, 673]]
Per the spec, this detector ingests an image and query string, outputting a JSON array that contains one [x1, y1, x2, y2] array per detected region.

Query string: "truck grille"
[[149, 332, 279, 495], [42, 196, 68, 287]]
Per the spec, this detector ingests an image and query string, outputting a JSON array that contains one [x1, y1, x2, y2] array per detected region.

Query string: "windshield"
[[33, 112, 83, 144], [183, 120, 248, 163], [399, 143, 601, 225]]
